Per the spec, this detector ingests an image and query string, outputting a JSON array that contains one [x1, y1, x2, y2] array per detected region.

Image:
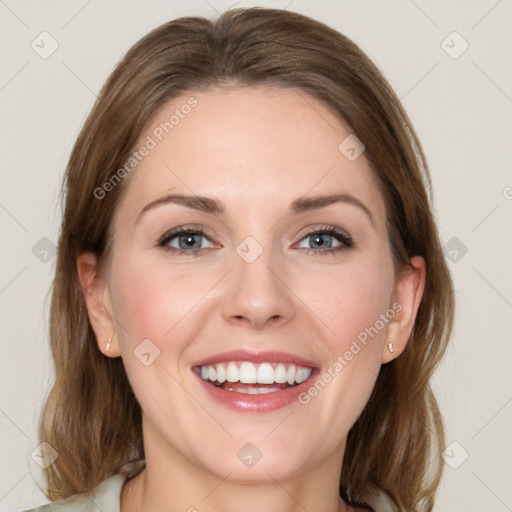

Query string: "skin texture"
[[78, 86, 425, 512]]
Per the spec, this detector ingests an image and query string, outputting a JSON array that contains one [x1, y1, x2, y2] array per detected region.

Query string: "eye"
[[158, 227, 215, 256], [296, 226, 353, 255], [157, 225, 353, 257]]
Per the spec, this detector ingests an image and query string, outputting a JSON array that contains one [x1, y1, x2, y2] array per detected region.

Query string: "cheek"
[[296, 256, 394, 424], [107, 255, 208, 428], [110, 254, 210, 346], [301, 255, 394, 351]]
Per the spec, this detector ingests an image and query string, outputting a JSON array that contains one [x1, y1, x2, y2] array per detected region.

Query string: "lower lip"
[[193, 370, 318, 412]]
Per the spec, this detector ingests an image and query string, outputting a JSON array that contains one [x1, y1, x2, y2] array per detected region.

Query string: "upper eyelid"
[[296, 224, 351, 237], [159, 225, 352, 247], [158, 225, 214, 243]]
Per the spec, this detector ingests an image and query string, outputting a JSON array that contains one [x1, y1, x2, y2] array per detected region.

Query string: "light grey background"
[[1, 1, 511, 510]]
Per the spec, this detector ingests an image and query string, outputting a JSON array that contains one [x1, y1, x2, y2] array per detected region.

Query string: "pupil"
[[312, 234, 332, 249], [180, 234, 200, 249]]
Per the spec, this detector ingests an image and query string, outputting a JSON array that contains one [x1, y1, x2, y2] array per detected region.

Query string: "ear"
[[381, 255, 426, 364], [77, 252, 121, 357]]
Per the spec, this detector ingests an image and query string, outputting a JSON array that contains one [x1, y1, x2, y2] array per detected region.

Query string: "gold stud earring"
[[105, 337, 112, 352], [387, 342, 394, 353]]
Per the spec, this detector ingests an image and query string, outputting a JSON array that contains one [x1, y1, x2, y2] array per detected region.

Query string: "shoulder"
[[360, 485, 399, 512], [20, 474, 123, 512], [20, 461, 144, 512], [20, 492, 98, 511]]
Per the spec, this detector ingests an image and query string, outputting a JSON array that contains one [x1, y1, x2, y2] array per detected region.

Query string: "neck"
[[122, 469, 349, 512]]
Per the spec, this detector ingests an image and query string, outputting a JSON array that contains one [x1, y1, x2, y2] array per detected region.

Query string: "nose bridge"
[[221, 235, 295, 329]]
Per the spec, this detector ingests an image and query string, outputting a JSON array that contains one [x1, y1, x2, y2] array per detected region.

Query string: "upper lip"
[[192, 349, 318, 369]]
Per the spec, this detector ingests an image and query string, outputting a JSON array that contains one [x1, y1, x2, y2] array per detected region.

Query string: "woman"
[[24, 7, 454, 512]]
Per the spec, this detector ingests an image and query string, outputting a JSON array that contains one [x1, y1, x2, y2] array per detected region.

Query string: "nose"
[[221, 246, 296, 330]]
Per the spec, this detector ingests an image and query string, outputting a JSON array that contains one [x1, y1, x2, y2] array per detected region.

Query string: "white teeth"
[[286, 365, 296, 385], [216, 363, 226, 383], [257, 363, 275, 384], [197, 361, 313, 387], [239, 362, 257, 383], [258, 387, 281, 394], [240, 387, 282, 394], [274, 363, 287, 383], [296, 367, 310, 384], [222, 385, 283, 394], [226, 362, 238, 382]]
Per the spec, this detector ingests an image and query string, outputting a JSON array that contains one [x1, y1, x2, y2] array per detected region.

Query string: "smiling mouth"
[[194, 361, 314, 394]]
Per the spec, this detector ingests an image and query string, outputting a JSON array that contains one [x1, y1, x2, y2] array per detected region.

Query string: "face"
[[80, 86, 424, 484]]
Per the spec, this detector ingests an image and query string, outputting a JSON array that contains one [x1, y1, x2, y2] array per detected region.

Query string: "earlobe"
[[77, 252, 121, 357], [381, 256, 426, 364]]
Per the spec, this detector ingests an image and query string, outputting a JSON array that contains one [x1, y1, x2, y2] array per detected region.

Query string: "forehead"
[[115, 85, 386, 226]]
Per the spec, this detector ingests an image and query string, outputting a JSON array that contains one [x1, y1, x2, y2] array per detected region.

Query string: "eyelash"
[[157, 225, 353, 257]]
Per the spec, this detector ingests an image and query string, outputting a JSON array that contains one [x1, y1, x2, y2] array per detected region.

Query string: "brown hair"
[[40, 7, 454, 511]]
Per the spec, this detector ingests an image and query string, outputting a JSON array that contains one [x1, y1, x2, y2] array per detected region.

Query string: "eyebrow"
[[137, 192, 374, 225]]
